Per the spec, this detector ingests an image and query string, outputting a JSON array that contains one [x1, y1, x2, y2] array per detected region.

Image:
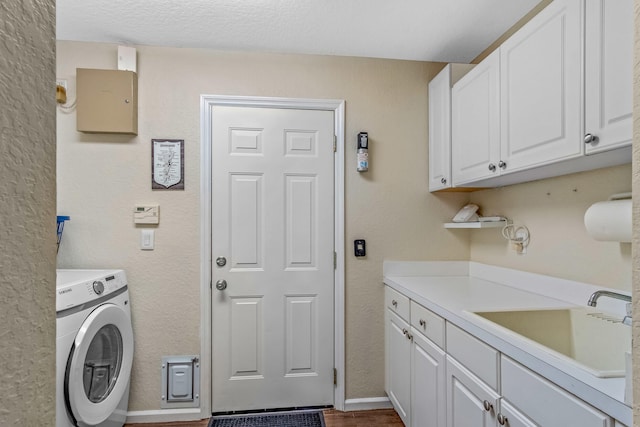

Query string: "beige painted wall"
[[56, 41, 470, 410], [0, 1, 57, 425], [469, 164, 632, 290]]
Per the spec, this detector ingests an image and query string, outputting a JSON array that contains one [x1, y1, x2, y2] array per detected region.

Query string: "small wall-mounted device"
[[134, 204, 159, 224], [354, 239, 366, 257], [357, 132, 369, 172]]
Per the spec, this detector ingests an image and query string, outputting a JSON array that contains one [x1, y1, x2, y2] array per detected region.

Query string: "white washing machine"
[[56, 270, 134, 427]]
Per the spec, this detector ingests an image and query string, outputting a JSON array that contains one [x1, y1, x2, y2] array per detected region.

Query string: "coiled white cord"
[[501, 221, 530, 254]]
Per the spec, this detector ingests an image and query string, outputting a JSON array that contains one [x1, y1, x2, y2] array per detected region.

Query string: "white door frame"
[[199, 95, 346, 418]]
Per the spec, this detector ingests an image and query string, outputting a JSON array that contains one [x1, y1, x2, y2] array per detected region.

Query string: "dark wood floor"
[[124, 408, 403, 427]]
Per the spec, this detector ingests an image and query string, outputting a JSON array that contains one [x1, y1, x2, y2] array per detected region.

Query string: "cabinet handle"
[[402, 328, 408, 336], [440, 177, 447, 184], [497, 414, 508, 425], [498, 160, 507, 170], [419, 319, 426, 328], [584, 133, 598, 144], [488, 163, 497, 172], [483, 400, 493, 412], [392, 300, 398, 308], [406, 332, 413, 341]]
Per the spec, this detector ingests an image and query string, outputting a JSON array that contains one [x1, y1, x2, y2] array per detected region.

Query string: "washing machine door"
[[66, 303, 134, 426]]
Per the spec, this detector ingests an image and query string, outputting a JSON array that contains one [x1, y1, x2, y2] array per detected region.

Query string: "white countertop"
[[383, 261, 632, 425]]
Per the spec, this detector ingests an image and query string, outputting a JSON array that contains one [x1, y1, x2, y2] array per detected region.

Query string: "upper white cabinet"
[[499, 0, 583, 172], [437, 0, 633, 191], [584, 0, 634, 154], [451, 50, 500, 186], [429, 64, 475, 191]]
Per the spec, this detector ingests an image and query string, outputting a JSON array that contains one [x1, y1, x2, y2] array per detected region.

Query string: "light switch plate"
[[140, 229, 154, 250]]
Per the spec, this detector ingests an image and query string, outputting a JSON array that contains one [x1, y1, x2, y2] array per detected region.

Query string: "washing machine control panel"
[[92, 280, 105, 295], [56, 270, 128, 312]]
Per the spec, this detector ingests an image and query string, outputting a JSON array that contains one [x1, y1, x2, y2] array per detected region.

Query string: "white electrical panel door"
[[584, 0, 634, 154], [210, 106, 335, 411]]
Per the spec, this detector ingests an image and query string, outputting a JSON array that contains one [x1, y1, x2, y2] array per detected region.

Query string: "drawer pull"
[[483, 400, 493, 412], [392, 300, 398, 308], [497, 414, 508, 425], [419, 319, 426, 328]]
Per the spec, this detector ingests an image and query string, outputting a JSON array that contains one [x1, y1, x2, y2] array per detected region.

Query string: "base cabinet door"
[[446, 356, 499, 427], [498, 400, 537, 427], [387, 310, 412, 426], [501, 356, 612, 427], [411, 330, 446, 427]]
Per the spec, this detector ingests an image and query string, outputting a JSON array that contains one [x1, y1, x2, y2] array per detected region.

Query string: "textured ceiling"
[[56, 0, 540, 62]]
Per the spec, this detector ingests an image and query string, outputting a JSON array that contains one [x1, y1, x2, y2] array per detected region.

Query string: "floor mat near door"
[[209, 411, 325, 427]]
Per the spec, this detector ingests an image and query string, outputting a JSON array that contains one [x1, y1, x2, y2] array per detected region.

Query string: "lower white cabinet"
[[386, 309, 412, 426], [501, 356, 612, 427], [385, 287, 446, 427], [446, 356, 499, 427], [412, 328, 446, 427], [385, 285, 624, 427]]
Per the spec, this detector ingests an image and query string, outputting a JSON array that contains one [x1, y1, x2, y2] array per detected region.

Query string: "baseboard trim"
[[343, 397, 392, 412], [126, 408, 205, 424], [126, 399, 392, 422]]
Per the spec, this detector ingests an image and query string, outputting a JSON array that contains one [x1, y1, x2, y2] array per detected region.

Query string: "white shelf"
[[444, 220, 506, 229]]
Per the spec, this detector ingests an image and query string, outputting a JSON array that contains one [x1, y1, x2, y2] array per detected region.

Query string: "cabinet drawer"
[[385, 286, 410, 322], [410, 301, 445, 348], [446, 322, 499, 390], [501, 356, 612, 427]]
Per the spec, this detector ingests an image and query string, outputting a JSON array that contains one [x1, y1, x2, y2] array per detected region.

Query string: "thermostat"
[[134, 205, 159, 224]]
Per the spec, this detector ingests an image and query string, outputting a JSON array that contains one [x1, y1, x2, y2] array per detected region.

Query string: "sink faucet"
[[587, 290, 632, 326], [587, 290, 631, 307]]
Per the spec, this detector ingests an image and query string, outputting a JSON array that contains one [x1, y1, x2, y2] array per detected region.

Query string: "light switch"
[[141, 229, 154, 250]]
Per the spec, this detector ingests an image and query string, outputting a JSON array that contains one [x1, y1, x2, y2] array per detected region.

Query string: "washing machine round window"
[[83, 324, 123, 403], [66, 303, 134, 426]]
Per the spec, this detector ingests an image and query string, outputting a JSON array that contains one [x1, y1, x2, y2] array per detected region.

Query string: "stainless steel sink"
[[471, 308, 631, 378]]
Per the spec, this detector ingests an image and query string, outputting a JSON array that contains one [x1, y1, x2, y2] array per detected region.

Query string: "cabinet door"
[[429, 66, 453, 191], [411, 330, 446, 427], [501, 356, 612, 427], [500, 0, 583, 172], [387, 310, 412, 426], [499, 400, 538, 427], [584, 0, 633, 154], [451, 50, 501, 185], [446, 356, 499, 427]]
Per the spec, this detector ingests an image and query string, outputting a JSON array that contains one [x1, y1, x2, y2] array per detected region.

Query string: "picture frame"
[[151, 139, 184, 190]]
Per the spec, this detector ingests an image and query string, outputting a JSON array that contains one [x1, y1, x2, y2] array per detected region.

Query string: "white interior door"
[[210, 105, 335, 412]]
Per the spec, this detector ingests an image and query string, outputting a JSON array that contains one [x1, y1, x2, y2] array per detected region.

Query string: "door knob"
[[215, 279, 228, 291], [216, 257, 227, 267]]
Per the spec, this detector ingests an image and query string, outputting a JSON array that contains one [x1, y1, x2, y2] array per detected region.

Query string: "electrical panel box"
[[76, 68, 138, 135]]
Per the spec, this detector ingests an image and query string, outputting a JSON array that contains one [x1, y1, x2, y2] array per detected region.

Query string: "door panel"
[[211, 106, 335, 412]]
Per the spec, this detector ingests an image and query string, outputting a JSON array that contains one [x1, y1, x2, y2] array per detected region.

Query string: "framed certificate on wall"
[[151, 139, 184, 190]]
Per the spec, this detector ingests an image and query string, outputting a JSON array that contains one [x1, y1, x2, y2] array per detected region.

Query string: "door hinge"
[[333, 135, 337, 153], [334, 251, 337, 270], [334, 368, 337, 385]]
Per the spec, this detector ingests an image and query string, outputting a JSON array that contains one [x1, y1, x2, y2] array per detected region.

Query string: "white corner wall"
[[0, 1, 57, 425]]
